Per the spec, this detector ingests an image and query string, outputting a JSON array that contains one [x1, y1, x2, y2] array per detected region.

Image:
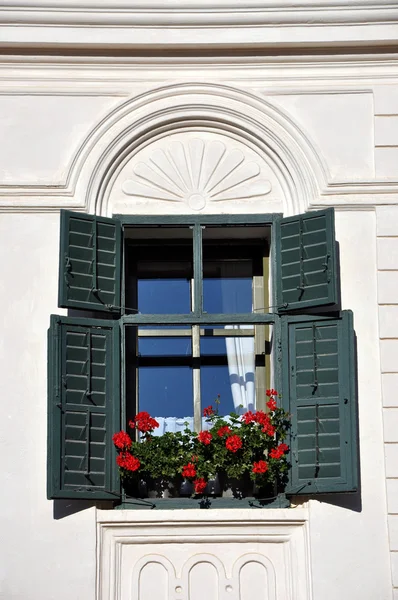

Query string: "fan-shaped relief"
[[122, 139, 272, 211]]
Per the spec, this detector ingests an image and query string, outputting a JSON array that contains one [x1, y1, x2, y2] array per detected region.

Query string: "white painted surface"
[[0, 18, 396, 599], [96, 509, 311, 600]]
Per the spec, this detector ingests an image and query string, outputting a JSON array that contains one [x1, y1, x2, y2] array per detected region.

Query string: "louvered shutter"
[[58, 210, 121, 313], [281, 311, 358, 494], [275, 208, 337, 312], [47, 315, 120, 500]]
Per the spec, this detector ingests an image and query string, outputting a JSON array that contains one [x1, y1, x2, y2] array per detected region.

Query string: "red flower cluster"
[[254, 411, 276, 437], [266, 389, 278, 397], [182, 462, 197, 478], [116, 452, 141, 472], [266, 398, 277, 411], [225, 435, 243, 453], [203, 405, 215, 417], [217, 425, 232, 437], [241, 410, 256, 424], [269, 443, 289, 459], [129, 411, 159, 433], [252, 460, 268, 474], [198, 431, 212, 445], [194, 477, 207, 494], [112, 430, 132, 450]]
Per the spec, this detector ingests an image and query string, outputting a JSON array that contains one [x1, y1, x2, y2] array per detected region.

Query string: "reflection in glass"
[[138, 337, 192, 357], [200, 329, 255, 416], [203, 260, 253, 314], [138, 366, 193, 434]]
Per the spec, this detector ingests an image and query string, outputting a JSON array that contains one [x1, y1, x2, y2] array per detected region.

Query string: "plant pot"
[[205, 475, 222, 496], [179, 479, 194, 497], [147, 477, 181, 498], [253, 480, 278, 502], [219, 473, 253, 498]]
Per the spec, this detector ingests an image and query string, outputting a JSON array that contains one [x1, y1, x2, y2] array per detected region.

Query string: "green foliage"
[[113, 393, 291, 496]]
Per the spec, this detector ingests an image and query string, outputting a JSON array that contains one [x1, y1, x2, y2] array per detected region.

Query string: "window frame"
[[117, 213, 280, 434]]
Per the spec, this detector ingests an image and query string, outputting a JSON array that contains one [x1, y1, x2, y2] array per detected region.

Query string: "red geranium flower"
[[198, 431, 212, 445], [266, 389, 278, 397], [266, 398, 277, 411], [112, 430, 132, 450], [217, 425, 232, 437], [131, 411, 159, 433], [116, 452, 141, 472], [225, 435, 243, 453], [182, 462, 197, 479], [262, 422, 276, 437], [270, 443, 289, 459], [242, 410, 256, 424], [194, 477, 207, 494], [252, 460, 268, 474], [203, 405, 215, 417]]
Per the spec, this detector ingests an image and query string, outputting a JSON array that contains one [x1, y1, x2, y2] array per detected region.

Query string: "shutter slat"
[[58, 210, 121, 313], [282, 311, 358, 494], [276, 208, 337, 311], [47, 315, 121, 500]]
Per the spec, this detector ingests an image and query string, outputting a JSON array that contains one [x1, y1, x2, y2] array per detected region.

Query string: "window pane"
[[138, 337, 192, 356], [138, 366, 193, 422], [201, 366, 235, 417], [203, 261, 253, 313], [125, 226, 193, 314], [202, 225, 268, 314], [138, 276, 191, 314], [200, 332, 256, 417]]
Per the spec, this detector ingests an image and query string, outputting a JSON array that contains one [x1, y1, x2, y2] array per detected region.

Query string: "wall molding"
[[96, 508, 311, 600], [0, 2, 398, 48]]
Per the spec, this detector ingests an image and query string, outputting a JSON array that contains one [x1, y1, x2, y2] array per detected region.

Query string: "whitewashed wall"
[[0, 48, 397, 599]]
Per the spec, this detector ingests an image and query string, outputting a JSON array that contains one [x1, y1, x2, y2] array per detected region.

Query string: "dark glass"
[[138, 366, 193, 419], [138, 337, 192, 357], [203, 260, 253, 314], [201, 366, 235, 416]]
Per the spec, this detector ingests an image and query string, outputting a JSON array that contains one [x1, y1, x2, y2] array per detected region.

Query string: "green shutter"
[[58, 210, 121, 313], [47, 315, 121, 500], [275, 208, 337, 312], [281, 311, 358, 494]]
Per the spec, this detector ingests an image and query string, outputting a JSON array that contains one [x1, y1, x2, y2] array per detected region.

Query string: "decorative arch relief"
[[97, 510, 311, 600], [111, 132, 284, 215]]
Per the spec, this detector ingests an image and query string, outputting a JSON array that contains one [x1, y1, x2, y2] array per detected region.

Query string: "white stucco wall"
[[0, 42, 397, 599]]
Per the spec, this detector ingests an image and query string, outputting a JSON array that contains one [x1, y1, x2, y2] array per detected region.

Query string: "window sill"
[[115, 493, 290, 510]]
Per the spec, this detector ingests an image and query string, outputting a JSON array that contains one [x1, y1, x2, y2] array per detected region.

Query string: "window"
[[48, 209, 358, 501]]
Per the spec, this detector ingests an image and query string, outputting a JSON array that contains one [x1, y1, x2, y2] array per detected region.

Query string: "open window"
[[48, 209, 358, 501]]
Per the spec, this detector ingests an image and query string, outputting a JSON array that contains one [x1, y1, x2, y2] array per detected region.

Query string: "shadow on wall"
[[53, 499, 114, 520]]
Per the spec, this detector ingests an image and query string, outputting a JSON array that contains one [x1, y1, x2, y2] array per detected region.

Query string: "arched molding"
[[71, 83, 326, 216]]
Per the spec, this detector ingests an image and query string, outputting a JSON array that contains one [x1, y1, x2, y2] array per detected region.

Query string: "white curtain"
[[225, 324, 255, 413]]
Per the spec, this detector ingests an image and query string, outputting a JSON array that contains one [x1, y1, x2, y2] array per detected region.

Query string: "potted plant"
[[112, 390, 290, 501]]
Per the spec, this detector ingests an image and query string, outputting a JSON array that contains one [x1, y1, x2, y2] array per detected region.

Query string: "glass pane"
[[125, 226, 193, 314], [138, 277, 191, 314], [200, 333, 256, 417], [138, 337, 191, 356], [203, 261, 253, 313], [201, 366, 235, 417], [138, 366, 193, 424], [202, 225, 268, 314]]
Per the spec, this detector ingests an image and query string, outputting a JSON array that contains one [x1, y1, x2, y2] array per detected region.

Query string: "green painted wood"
[[47, 315, 121, 500], [58, 210, 122, 313], [275, 208, 337, 312], [281, 311, 358, 494], [114, 214, 282, 226], [121, 313, 276, 325]]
